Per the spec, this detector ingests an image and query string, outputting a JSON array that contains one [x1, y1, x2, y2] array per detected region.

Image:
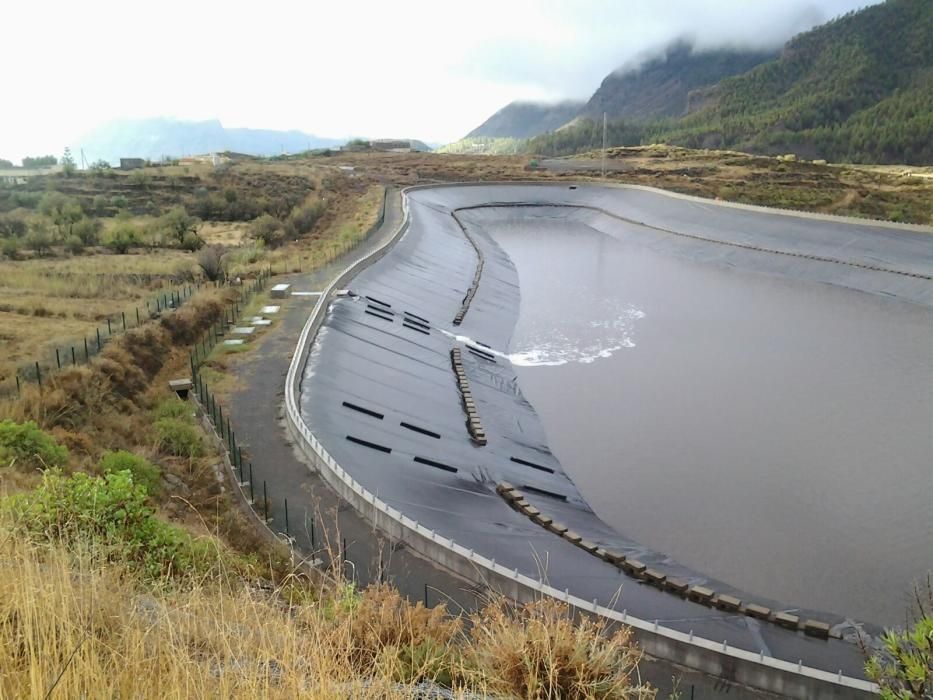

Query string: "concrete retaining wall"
[[284, 185, 879, 699]]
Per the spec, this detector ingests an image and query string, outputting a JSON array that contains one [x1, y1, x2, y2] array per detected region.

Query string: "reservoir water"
[[486, 211, 933, 627]]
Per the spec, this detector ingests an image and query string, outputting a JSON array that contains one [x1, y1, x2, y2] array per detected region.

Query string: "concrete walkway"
[[225, 188, 776, 699]]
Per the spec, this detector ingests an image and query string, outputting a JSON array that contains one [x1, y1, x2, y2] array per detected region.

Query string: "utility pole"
[[601, 112, 608, 179]]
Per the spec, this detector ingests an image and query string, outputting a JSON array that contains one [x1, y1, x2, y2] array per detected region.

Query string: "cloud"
[[0, 0, 879, 159]]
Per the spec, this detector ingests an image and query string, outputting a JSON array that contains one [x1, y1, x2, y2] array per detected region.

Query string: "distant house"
[[119, 158, 146, 170], [0, 165, 62, 184], [371, 139, 413, 153]]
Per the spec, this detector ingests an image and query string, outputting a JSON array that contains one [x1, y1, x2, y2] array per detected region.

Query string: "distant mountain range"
[[77, 118, 345, 164], [460, 0, 933, 165]]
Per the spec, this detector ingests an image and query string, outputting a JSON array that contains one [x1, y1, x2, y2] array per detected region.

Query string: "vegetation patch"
[[0, 419, 69, 471]]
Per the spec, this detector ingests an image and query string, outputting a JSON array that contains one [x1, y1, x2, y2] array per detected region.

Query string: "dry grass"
[[0, 251, 200, 387], [0, 524, 654, 699], [0, 531, 409, 699], [199, 221, 251, 246]]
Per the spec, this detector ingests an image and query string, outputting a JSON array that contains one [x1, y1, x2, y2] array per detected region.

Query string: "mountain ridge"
[[465, 100, 584, 140], [77, 118, 344, 164]]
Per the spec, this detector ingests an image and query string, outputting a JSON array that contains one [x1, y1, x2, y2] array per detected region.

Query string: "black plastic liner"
[[301, 185, 933, 676]]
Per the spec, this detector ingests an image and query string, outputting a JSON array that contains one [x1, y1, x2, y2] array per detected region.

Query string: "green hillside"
[[665, 0, 933, 163], [527, 0, 933, 164], [580, 40, 775, 122]]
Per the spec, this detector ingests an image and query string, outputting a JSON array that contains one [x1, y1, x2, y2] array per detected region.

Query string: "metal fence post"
[[136, 307, 140, 325], [284, 498, 289, 537], [96, 328, 101, 351], [249, 463, 254, 503], [122, 311, 126, 331], [71, 346, 76, 366], [35, 362, 41, 388], [107, 318, 112, 335], [263, 481, 269, 520], [84, 338, 89, 360], [56, 348, 61, 369]]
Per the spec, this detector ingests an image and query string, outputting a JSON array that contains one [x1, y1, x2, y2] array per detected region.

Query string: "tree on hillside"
[[38, 192, 84, 239], [22, 155, 57, 168], [61, 147, 76, 176], [0, 158, 13, 169], [160, 206, 200, 247]]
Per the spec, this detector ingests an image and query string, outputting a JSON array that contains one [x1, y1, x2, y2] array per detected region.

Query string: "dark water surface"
[[491, 215, 933, 627]]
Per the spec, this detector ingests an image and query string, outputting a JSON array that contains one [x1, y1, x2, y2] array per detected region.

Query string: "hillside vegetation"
[[516, 0, 932, 165], [662, 0, 933, 163], [579, 41, 774, 122]]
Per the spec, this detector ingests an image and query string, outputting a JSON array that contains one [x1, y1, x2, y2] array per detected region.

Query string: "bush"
[[0, 419, 69, 471], [155, 418, 203, 458], [250, 213, 285, 247], [106, 223, 139, 253], [179, 231, 204, 251], [196, 244, 227, 282], [0, 212, 27, 237], [72, 217, 102, 245], [337, 583, 461, 683], [153, 396, 192, 421], [10, 191, 42, 209], [4, 469, 217, 579], [92, 194, 109, 214], [111, 195, 128, 210], [64, 235, 85, 255], [98, 450, 161, 496], [1, 236, 20, 259], [287, 200, 326, 235], [160, 206, 199, 245], [24, 225, 53, 256], [466, 598, 649, 699], [128, 169, 150, 188]]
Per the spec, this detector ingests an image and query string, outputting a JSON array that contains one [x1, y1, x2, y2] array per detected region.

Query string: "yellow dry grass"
[[0, 524, 654, 700], [199, 221, 251, 246], [0, 251, 199, 386], [0, 533, 412, 699]]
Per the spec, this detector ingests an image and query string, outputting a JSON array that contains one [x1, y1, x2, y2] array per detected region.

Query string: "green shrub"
[[98, 450, 161, 496], [250, 213, 285, 247], [153, 396, 193, 420], [287, 200, 326, 235], [111, 195, 128, 210], [0, 212, 27, 237], [0, 419, 69, 471], [106, 223, 138, 253], [179, 231, 204, 251], [155, 418, 203, 458], [72, 217, 102, 245], [1, 236, 20, 259], [64, 235, 85, 255], [11, 191, 41, 209], [24, 226, 53, 256], [4, 469, 218, 579]]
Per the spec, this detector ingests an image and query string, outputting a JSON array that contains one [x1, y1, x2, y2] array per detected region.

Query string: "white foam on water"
[[438, 306, 645, 367], [510, 305, 645, 367]]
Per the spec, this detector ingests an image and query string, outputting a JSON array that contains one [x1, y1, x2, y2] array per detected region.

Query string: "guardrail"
[[282, 185, 879, 700]]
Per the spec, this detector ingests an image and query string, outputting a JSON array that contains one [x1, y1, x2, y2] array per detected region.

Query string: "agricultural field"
[[0, 157, 383, 395]]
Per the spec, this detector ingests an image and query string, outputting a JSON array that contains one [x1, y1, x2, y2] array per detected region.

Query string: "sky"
[[2, 0, 879, 162]]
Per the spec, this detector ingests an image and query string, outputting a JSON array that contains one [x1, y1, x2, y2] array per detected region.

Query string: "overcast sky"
[[3, 0, 878, 162]]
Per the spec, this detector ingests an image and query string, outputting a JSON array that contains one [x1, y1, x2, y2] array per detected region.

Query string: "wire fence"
[[2, 282, 212, 399]]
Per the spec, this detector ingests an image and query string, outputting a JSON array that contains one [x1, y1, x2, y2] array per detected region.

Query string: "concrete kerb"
[[282, 185, 878, 699]]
